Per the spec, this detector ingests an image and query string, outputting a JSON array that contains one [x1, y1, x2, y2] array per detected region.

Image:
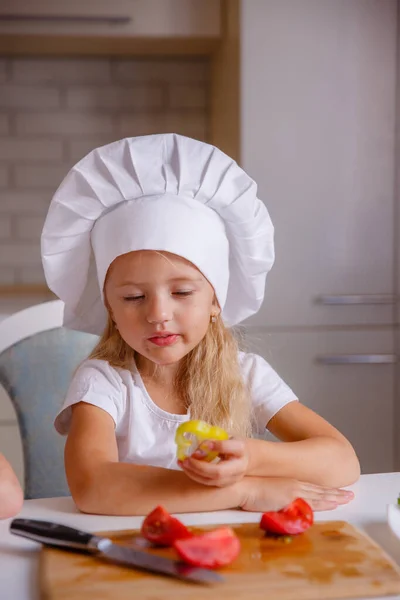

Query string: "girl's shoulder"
[[238, 351, 276, 381], [73, 358, 135, 390]]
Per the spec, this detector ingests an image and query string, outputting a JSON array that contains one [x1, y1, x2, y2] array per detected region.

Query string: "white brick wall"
[[0, 267, 16, 284], [118, 112, 208, 140], [0, 56, 210, 285], [0, 115, 9, 135], [0, 85, 60, 109], [13, 59, 112, 84], [16, 113, 115, 136], [113, 60, 209, 83], [0, 166, 8, 187], [0, 192, 50, 214], [0, 243, 41, 267], [0, 139, 63, 161], [168, 85, 207, 109], [14, 165, 69, 189], [0, 217, 11, 240], [67, 136, 119, 163], [66, 85, 164, 110], [15, 216, 46, 240], [0, 60, 7, 83]]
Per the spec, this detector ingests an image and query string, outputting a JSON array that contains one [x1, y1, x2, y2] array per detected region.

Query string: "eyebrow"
[[116, 277, 204, 288]]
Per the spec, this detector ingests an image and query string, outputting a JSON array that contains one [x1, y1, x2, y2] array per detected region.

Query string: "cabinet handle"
[[316, 294, 396, 305], [316, 354, 397, 364], [0, 15, 131, 25]]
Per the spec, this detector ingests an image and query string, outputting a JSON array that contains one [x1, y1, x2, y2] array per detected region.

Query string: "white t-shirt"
[[55, 353, 298, 470]]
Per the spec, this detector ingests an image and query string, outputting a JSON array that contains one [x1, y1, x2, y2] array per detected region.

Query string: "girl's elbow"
[[69, 479, 102, 515], [0, 481, 24, 520], [349, 450, 361, 483], [338, 442, 361, 486]]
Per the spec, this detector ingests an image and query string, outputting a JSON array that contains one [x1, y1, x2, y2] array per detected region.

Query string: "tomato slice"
[[173, 527, 241, 569], [141, 505, 193, 546], [260, 498, 314, 535]]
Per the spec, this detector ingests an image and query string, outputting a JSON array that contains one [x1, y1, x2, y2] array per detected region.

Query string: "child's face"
[[105, 250, 220, 367]]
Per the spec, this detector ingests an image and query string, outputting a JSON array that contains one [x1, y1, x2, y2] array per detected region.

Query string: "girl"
[[42, 134, 359, 516], [0, 453, 23, 519]]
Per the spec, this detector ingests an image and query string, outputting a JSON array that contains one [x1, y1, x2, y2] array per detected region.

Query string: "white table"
[[0, 472, 399, 600]]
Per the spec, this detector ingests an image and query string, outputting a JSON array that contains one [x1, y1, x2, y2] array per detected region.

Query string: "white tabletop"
[[1, 472, 400, 600]]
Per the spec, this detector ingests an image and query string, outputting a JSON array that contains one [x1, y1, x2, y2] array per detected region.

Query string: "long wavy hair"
[[88, 313, 252, 438]]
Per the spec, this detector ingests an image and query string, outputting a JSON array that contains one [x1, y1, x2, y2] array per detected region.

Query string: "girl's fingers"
[[180, 463, 236, 488], [210, 439, 246, 458], [181, 456, 245, 481], [179, 459, 244, 487], [298, 483, 354, 499], [309, 499, 338, 511]]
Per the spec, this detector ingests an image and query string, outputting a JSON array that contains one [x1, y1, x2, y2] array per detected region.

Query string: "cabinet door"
[[243, 327, 395, 474], [0, 0, 220, 37], [241, 0, 397, 327]]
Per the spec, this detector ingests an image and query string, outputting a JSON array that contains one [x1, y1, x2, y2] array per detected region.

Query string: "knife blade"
[[10, 518, 223, 585]]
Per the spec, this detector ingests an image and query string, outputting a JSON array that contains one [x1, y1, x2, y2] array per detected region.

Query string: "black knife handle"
[[10, 518, 99, 552]]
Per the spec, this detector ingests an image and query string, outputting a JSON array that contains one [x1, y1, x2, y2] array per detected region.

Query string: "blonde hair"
[[88, 314, 252, 438]]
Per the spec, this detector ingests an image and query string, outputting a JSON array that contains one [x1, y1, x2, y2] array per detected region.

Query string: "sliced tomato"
[[260, 497, 314, 535], [141, 505, 193, 546], [173, 527, 241, 569]]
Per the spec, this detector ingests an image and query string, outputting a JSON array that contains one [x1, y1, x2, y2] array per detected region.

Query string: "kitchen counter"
[[0, 472, 399, 600]]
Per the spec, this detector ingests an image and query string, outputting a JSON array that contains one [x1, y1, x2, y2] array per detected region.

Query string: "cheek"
[[178, 300, 212, 330], [112, 303, 141, 328]]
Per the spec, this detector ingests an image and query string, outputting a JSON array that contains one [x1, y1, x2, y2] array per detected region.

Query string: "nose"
[[146, 293, 172, 324]]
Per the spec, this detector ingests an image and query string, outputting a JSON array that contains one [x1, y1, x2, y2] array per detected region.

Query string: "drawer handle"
[[316, 354, 397, 365], [316, 294, 396, 305], [0, 15, 132, 25]]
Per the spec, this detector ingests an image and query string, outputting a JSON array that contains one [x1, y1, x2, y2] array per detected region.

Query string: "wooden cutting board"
[[40, 520, 400, 600]]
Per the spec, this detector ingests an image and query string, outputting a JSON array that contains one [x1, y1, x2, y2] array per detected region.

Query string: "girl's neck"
[[135, 354, 179, 388]]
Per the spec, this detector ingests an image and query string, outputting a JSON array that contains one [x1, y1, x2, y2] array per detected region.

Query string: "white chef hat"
[[41, 134, 274, 335]]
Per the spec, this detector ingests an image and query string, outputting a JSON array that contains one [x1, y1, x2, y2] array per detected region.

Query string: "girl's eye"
[[124, 295, 144, 302], [173, 291, 193, 297]]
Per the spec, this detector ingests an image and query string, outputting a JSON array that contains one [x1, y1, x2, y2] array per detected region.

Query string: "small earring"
[[210, 315, 216, 323]]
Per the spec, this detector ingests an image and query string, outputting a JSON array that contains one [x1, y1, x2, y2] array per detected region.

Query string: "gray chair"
[[0, 301, 98, 499]]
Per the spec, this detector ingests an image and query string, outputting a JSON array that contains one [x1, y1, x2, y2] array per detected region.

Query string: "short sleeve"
[[240, 352, 298, 435], [54, 359, 126, 435]]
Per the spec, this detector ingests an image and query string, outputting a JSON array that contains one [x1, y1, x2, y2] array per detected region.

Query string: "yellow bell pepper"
[[175, 420, 229, 462]]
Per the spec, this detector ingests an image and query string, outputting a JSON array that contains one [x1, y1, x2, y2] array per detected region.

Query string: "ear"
[[211, 296, 221, 317], [105, 299, 116, 324]]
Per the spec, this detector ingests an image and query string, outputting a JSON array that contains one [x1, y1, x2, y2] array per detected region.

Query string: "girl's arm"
[[65, 402, 246, 516], [66, 403, 351, 515], [0, 454, 23, 519], [246, 402, 360, 487], [181, 403, 360, 489]]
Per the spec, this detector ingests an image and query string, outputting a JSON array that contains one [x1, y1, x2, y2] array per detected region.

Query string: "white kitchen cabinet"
[[243, 327, 395, 475], [241, 0, 397, 328], [0, 0, 220, 37]]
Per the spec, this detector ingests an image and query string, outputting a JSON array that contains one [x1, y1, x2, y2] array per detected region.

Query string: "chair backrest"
[[0, 301, 98, 499]]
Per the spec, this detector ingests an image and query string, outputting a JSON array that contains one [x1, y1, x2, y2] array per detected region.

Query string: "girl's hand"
[[178, 439, 250, 487], [239, 477, 355, 513]]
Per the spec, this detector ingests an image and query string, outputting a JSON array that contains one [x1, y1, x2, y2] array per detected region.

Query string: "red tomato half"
[[141, 505, 193, 546], [173, 527, 241, 569], [260, 498, 314, 535]]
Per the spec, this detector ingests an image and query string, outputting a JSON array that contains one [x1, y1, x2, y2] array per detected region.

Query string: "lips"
[[148, 334, 180, 347]]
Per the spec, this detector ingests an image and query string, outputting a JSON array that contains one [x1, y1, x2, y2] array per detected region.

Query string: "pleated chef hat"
[[41, 134, 275, 335]]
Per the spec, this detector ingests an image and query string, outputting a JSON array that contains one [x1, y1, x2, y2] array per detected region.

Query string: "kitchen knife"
[[10, 518, 224, 585]]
